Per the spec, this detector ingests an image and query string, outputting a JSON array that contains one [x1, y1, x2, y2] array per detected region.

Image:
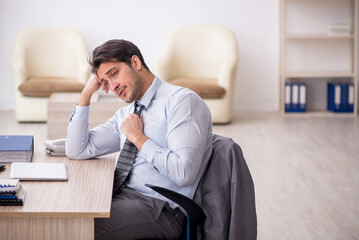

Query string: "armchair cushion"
[[18, 77, 85, 97], [169, 77, 226, 99]]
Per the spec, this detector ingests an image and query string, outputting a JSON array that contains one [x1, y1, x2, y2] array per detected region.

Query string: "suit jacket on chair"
[[193, 134, 257, 240]]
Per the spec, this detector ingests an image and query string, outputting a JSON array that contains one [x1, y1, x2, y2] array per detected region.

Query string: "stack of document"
[[327, 24, 350, 35], [0, 179, 26, 206], [0, 135, 34, 163]]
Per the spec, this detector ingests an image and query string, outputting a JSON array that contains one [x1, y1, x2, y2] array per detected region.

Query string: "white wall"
[[0, 0, 280, 111]]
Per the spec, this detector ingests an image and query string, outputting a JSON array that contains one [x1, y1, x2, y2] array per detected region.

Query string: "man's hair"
[[88, 39, 149, 74]]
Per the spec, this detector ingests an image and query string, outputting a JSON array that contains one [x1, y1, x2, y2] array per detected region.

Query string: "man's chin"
[[119, 96, 134, 104]]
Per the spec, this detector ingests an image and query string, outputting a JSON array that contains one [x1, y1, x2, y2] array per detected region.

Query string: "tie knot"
[[134, 102, 145, 116]]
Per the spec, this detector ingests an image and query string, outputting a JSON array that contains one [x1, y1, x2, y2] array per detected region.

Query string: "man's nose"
[[108, 81, 118, 92]]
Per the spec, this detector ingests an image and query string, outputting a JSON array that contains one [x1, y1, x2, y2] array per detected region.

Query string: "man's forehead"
[[98, 62, 118, 76]]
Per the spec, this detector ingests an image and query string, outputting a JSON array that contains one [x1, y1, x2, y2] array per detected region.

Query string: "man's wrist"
[[78, 90, 93, 106], [134, 135, 149, 151]]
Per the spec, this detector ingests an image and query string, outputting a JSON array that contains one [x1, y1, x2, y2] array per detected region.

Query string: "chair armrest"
[[145, 183, 205, 226]]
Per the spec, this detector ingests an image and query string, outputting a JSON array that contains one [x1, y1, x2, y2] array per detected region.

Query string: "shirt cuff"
[[70, 105, 90, 122], [141, 139, 168, 173], [141, 139, 159, 163]]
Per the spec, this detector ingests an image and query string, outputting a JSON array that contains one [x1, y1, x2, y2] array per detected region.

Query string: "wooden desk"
[[0, 144, 116, 239]]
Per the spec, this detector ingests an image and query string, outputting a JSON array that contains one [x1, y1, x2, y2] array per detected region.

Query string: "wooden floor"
[[1, 110, 359, 240]]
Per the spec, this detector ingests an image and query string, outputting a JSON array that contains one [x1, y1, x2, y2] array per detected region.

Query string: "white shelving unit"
[[280, 0, 358, 116]]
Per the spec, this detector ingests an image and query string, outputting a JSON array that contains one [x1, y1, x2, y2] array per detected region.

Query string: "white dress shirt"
[[65, 76, 212, 208]]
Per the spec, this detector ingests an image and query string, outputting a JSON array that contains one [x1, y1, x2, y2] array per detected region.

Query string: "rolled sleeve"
[[141, 139, 170, 172], [141, 139, 157, 161], [69, 105, 90, 122]]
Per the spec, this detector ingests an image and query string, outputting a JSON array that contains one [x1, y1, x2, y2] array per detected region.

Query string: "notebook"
[[0, 135, 34, 163], [10, 162, 68, 181]]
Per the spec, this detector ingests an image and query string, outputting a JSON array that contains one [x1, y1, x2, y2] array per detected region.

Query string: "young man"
[[65, 39, 212, 240]]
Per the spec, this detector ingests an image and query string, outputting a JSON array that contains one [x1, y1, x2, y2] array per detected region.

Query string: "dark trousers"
[[95, 187, 186, 240]]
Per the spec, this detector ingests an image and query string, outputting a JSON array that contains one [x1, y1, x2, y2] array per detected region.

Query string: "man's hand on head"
[[99, 76, 110, 94], [121, 114, 149, 151], [78, 74, 102, 106], [86, 74, 103, 94]]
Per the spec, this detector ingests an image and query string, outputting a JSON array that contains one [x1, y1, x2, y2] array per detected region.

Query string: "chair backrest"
[[193, 134, 257, 239], [13, 27, 88, 79], [145, 134, 257, 239], [158, 25, 238, 79]]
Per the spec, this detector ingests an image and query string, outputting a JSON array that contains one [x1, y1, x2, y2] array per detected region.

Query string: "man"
[[65, 39, 212, 240]]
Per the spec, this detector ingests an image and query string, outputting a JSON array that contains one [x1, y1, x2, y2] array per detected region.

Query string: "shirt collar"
[[137, 75, 161, 108]]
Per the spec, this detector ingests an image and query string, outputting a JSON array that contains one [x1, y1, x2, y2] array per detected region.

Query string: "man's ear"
[[131, 55, 142, 70]]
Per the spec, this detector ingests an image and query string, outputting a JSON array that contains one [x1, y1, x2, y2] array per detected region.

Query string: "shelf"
[[282, 72, 355, 78], [280, 0, 358, 116], [282, 33, 354, 40], [283, 110, 355, 117]]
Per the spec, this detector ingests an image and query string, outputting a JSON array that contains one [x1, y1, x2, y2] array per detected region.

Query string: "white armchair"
[[12, 27, 90, 122], [155, 25, 238, 124]]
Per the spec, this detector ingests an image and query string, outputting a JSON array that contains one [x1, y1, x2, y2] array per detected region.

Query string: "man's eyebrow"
[[100, 67, 117, 83], [105, 67, 117, 75]]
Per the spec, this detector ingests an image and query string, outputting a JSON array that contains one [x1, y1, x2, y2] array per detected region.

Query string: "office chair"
[[145, 184, 205, 240], [146, 134, 257, 240]]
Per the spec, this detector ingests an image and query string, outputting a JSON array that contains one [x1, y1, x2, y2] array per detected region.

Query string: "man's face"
[[97, 60, 144, 103]]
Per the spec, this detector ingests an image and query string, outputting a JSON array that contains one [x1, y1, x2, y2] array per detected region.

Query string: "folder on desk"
[[10, 162, 68, 181], [0, 135, 34, 163]]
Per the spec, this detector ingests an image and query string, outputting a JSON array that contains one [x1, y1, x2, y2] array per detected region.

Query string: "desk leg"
[[0, 217, 94, 240]]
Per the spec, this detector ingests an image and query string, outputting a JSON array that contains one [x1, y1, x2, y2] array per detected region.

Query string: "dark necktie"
[[112, 102, 145, 196]]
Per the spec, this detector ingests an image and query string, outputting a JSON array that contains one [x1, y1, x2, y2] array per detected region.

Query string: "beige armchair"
[[155, 25, 238, 124], [12, 27, 90, 122]]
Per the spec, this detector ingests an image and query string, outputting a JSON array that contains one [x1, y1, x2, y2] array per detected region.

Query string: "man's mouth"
[[118, 87, 126, 96]]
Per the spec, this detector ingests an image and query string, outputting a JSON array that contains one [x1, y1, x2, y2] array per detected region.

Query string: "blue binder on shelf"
[[327, 83, 354, 113], [285, 83, 307, 113], [298, 84, 307, 112], [291, 84, 299, 111], [285, 83, 291, 112]]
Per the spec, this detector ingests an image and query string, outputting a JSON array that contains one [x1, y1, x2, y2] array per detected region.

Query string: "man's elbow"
[[65, 151, 79, 160], [172, 160, 200, 187], [174, 174, 196, 187], [65, 148, 86, 160]]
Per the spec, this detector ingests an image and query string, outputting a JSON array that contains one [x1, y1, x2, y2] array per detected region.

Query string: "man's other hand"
[[121, 114, 149, 151]]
